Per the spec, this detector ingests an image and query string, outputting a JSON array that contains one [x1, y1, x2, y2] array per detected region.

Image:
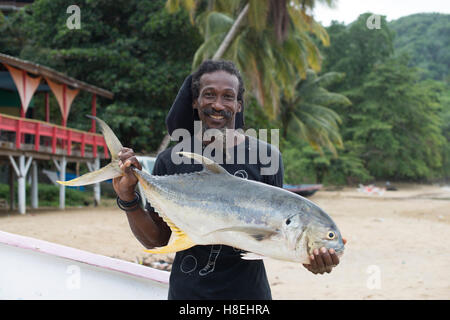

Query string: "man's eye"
[[204, 92, 215, 98], [224, 95, 235, 101]]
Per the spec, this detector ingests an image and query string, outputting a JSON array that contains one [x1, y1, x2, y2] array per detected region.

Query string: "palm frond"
[[248, 0, 270, 31]]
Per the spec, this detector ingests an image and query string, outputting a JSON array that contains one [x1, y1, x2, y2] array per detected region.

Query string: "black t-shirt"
[[145, 136, 284, 300]]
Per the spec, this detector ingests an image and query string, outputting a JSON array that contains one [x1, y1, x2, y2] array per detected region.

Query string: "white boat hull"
[[0, 231, 169, 300]]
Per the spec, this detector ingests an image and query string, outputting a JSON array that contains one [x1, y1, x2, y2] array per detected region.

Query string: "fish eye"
[[326, 231, 335, 240], [285, 218, 291, 225]]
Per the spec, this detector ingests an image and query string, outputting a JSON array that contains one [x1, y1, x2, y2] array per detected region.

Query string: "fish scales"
[[135, 168, 291, 228]]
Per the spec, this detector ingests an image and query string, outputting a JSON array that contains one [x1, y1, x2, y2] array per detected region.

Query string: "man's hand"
[[303, 238, 347, 275], [112, 147, 142, 201]]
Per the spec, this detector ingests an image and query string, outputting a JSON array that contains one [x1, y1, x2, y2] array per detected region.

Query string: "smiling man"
[[193, 69, 241, 129], [113, 60, 344, 299]]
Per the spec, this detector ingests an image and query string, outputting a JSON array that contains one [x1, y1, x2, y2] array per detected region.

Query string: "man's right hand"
[[113, 147, 142, 201]]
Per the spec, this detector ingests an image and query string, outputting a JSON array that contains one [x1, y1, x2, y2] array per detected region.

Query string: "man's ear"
[[237, 101, 242, 113], [192, 99, 199, 110]]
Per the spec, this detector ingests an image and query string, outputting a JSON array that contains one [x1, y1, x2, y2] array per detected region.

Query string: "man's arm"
[[123, 204, 171, 249], [113, 148, 171, 249]]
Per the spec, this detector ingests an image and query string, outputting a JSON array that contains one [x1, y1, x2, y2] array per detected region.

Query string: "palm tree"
[[279, 69, 351, 155], [158, 0, 338, 152], [165, 0, 336, 115]]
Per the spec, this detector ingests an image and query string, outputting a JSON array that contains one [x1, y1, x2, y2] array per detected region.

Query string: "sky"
[[312, 0, 450, 26]]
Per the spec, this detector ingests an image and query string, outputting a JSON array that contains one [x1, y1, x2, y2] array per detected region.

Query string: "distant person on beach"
[[112, 60, 345, 299]]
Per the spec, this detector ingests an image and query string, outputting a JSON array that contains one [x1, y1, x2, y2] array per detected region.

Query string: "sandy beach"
[[1, 183, 449, 299]]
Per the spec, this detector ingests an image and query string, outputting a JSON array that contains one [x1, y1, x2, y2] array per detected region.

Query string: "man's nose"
[[211, 101, 225, 111]]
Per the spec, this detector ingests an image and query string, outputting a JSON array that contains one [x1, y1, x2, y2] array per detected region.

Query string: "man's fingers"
[[309, 254, 318, 270], [314, 249, 325, 273], [305, 247, 342, 275], [123, 157, 142, 170], [321, 248, 334, 266], [330, 249, 340, 266], [303, 263, 317, 274], [118, 148, 134, 161], [117, 147, 142, 171]]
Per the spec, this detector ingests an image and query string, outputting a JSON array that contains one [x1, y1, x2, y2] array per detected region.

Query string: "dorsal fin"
[[177, 152, 229, 175], [86, 115, 123, 161]]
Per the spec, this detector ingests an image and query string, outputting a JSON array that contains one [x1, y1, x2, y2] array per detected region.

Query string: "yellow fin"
[[144, 215, 195, 254], [144, 233, 195, 254]]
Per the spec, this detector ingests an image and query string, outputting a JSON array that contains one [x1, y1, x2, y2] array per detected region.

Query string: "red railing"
[[0, 113, 109, 159]]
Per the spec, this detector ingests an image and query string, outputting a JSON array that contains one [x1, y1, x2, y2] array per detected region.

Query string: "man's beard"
[[201, 108, 236, 159], [202, 107, 233, 124]]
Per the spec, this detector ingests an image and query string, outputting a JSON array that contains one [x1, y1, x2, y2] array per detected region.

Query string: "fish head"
[[283, 199, 345, 260], [303, 218, 345, 258]]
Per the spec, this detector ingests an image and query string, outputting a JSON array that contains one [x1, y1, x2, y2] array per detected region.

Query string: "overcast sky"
[[312, 0, 450, 26]]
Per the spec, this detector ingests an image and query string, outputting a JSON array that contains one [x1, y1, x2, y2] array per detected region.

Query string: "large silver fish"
[[58, 116, 345, 263]]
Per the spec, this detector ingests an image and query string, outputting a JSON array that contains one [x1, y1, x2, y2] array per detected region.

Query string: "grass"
[[0, 183, 116, 208]]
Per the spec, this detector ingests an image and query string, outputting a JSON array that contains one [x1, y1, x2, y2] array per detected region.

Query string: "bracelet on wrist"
[[117, 191, 142, 212]]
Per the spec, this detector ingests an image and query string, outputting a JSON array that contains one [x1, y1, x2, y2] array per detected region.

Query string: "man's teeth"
[[210, 115, 224, 120]]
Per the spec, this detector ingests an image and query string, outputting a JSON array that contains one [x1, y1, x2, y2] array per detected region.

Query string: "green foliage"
[[321, 13, 395, 93], [389, 13, 450, 81], [243, 96, 278, 132], [280, 69, 351, 155], [1, 0, 202, 153], [2, 5, 449, 185], [0, 183, 92, 207], [434, 81, 450, 180], [320, 13, 449, 182], [350, 56, 445, 180], [281, 139, 371, 185]]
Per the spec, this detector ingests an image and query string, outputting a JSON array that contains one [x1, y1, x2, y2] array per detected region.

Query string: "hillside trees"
[[0, 0, 202, 153], [320, 13, 449, 181]]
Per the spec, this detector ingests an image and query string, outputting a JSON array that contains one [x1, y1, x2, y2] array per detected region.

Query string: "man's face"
[[193, 70, 242, 130]]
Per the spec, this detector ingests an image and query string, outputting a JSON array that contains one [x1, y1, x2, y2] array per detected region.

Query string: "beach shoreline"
[[1, 183, 449, 299]]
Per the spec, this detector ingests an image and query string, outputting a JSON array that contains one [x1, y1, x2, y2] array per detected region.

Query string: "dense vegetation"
[[314, 13, 450, 183], [1, 1, 448, 186], [0, 0, 202, 153], [389, 13, 450, 81]]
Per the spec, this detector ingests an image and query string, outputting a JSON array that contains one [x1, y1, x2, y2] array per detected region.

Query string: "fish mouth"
[[335, 245, 345, 258], [304, 237, 345, 258]]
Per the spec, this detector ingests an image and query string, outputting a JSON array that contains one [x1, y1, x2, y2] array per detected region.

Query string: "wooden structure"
[[0, 53, 114, 214]]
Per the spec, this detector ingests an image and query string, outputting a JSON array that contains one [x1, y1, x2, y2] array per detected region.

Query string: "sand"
[[1, 183, 449, 299]]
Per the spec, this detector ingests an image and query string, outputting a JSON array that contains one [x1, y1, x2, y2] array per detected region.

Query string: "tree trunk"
[[212, 3, 249, 60]]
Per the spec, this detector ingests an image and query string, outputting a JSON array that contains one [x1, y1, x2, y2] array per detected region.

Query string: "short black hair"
[[191, 59, 245, 104]]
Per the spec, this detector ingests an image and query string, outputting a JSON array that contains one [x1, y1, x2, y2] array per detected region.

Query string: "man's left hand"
[[303, 238, 347, 275]]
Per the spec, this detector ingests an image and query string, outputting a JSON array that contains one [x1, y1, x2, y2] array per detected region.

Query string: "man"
[[113, 60, 344, 299]]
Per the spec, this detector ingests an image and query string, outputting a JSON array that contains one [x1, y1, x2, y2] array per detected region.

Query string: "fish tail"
[[56, 116, 124, 186]]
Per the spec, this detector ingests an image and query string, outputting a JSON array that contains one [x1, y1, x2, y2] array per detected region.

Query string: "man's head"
[[191, 60, 245, 130]]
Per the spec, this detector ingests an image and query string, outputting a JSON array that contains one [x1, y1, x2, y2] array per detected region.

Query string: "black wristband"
[[117, 191, 141, 211]]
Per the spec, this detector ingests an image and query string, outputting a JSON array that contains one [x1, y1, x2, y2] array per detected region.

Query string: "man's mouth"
[[202, 108, 232, 123], [209, 114, 225, 120]]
